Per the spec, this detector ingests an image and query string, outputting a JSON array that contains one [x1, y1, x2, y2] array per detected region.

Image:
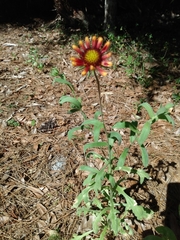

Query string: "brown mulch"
[[0, 23, 180, 240]]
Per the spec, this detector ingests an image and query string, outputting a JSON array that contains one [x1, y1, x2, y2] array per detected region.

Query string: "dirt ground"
[[0, 22, 180, 240]]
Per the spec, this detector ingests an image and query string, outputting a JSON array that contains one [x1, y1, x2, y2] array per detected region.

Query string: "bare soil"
[[0, 23, 180, 240]]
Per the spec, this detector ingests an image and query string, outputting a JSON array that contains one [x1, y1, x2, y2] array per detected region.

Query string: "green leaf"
[[68, 108, 81, 114], [53, 74, 74, 92], [86, 151, 105, 161], [51, 67, 59, 76], [156, 106, 166, 116], [108, 207, 119, 235], [132, 205, 153, 221], [164, 102, 174, 110], [108, 131, 122, 146], [94, 110, 102, 119], [95, 169, 106, 191], [158, 113, 174, 126], [137, 120, 151, 145], [99, 226, 108, 240], [140, 144, 149, 167], [60, 96, 82, 111], [93, 213, 102, 233], [116, 186, 136, 208], [80, 165, 99, 174], [157, 103, 174, 115], [136, 169, 150, 184], [84, 142, 108, 154], [117, 147, 129, 168], [81, 119, 104, 142], [156, 226, 177, 240], [138, 102, 155, 118], [123, 193, 137, 209], [107, 174, 116, 188], [113, 121, 138, 133], [116, 165, 133, 173], [68, 126, 82, 139], [93, 208, 109, 234], [92, 198, 102, 209], [83, 172, 95, 186], [130, 129, 137, 143], [71, 230, 93, 240], [76, 205, 90, 216], [73, 187, 91, 208], [31, 119, 36, 126]]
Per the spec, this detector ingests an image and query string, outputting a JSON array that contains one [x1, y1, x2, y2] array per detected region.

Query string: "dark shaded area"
[[0, 0, 56, 23], [0, 0, 179, 91], [165, 183, 180, 239], [52, 0, 180, 91]]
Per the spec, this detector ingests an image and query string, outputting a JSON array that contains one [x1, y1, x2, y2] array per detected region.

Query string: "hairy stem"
[[94, 71, 108, 139]]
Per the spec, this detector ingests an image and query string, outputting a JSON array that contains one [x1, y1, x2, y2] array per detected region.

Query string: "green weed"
[[27, 47, 47, 70], [7, 118, 20, 127]]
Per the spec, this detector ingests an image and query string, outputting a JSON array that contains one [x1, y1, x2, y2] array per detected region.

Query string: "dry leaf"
[[49, 211, 57, 224], [27, 186, 44, 198], [36, 219, 47, 233], [36, 203, 50, 221], [0, 216, 10, 225]]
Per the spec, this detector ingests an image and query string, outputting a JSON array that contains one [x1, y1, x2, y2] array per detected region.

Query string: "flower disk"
[[70, 36, 112, 76], [84, 49, 100, 65]]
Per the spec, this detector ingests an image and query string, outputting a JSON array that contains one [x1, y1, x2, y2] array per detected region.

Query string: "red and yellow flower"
[[70, 36, 112, 76]]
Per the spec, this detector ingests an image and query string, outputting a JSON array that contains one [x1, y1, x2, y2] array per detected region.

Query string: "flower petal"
[[79, 40, 86, 51], [70, 57, 84, 66], [90, 65, 95, 71], [92, 36, 97, 48], [72, 45, 83, 55], [95, 66, 107, 76], [101, 60, 112, 67], [101, 41, 111, 53], [96, 37, 103, 49], [85, 37, 90, 48], [82, 66, 90, 75], [102, 52, 112, 60]]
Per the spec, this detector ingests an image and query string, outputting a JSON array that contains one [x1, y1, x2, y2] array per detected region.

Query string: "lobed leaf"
[[108, 207, 119, 235], [73, 187, 91, 208], [136, 169, 150, 184], [132, 205, 153, 221]]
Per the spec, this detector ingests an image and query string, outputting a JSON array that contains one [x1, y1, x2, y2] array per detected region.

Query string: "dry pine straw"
[[0, 25, 180, 239]]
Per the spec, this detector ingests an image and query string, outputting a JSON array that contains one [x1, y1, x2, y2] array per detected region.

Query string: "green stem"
[[94, 71, 113, 169], [94, 71, 108, 139], [81, 110, 88, 120], [94, 71, 116, 230]]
